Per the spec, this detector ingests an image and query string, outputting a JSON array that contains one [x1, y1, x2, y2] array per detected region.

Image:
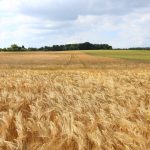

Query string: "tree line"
[[0, 42, 112, 51], [115, 47, 150, 50], [1, 43, 150, 51], [128, 47, 150, 50]]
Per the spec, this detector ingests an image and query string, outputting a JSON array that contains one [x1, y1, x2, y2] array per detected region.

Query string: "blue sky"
[[0, 0, 150, 48]]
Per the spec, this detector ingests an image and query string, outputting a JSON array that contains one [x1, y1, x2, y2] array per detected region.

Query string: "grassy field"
[[0, 51, 150, 150], [83, 50, 150, 62]]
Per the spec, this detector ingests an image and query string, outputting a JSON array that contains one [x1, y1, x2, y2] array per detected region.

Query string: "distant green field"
[[82, 50, 150, 62]]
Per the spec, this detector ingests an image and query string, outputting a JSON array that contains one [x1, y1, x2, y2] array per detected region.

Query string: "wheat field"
[[0, 68, 150, 150], [0, 51, 150, 150]]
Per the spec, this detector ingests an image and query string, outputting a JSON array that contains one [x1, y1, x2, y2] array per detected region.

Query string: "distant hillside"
[[0, 42, 112, 51]]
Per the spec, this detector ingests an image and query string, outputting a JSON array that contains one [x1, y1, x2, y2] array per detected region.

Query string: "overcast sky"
[[0, 0, 150, 48]]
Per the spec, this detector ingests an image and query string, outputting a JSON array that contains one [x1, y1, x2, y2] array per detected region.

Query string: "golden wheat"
[[0, 69, 149, 150]]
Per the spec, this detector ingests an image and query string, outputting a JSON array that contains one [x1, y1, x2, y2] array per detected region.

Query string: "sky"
[[0, 0, 150, 48]]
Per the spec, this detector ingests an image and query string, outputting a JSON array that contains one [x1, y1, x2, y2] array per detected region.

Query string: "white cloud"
[[0, 0, 150, 48]]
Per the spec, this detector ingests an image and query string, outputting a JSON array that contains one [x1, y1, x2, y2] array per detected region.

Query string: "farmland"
[[0, 51, 150, 150], [83, 50, 150, 62], [0, 51, 149, 69]]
